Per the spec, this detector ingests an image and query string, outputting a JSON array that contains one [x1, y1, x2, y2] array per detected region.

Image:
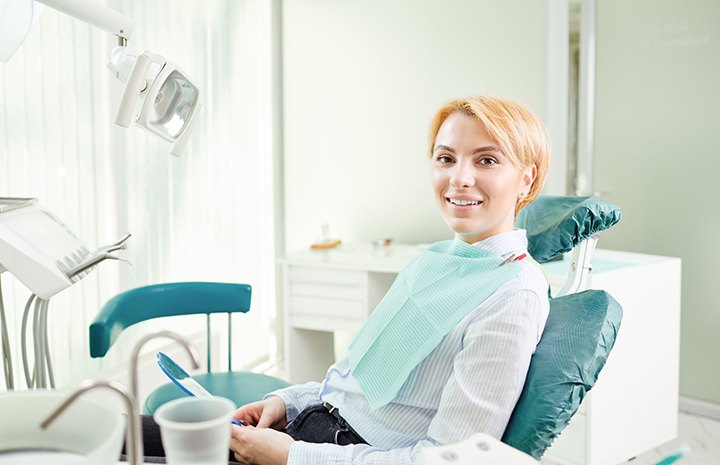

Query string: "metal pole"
[[576, 0, 597, 195]]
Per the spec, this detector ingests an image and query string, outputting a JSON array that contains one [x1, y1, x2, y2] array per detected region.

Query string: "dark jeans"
[[284, 403, 368, 446], [123, 403, 367, 464]]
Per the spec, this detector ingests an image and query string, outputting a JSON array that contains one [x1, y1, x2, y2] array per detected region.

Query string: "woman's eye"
[[478, 157, 498, 165], [436, 155, 453, 164]]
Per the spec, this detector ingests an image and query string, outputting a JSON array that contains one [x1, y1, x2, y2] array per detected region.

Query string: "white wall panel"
[[592, 0, 720, 404], [282, 0, 567, 252]]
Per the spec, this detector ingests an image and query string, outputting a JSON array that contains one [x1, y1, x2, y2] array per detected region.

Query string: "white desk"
[[279, 244, 681, 465]]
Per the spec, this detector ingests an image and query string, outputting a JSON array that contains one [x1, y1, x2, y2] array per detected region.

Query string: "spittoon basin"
[[0, 390, 125, 465]]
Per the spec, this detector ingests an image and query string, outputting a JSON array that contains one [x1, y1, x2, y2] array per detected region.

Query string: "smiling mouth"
[[446, 197, 483, 206]]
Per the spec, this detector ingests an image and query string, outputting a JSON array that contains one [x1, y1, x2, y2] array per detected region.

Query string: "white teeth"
[[449, 198, 481, 206]]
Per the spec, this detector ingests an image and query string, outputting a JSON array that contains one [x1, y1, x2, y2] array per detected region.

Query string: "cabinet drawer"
[[288, 266, 366, 286], [287, 266, 367, 300], [288, 295, 367, 319], [289, 282, 366, 300]]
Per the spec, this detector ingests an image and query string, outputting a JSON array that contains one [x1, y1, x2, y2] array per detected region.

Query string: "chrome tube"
[[21, 294, 36, 388], [0, 275, 14, 389], [41, 380, 142, 465], [32, 298, 43, 388]]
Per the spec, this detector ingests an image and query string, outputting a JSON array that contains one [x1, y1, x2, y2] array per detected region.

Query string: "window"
[[0, 0, 277, 389]]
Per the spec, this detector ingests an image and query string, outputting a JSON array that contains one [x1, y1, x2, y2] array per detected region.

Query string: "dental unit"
[[0, 197, 130, 390]]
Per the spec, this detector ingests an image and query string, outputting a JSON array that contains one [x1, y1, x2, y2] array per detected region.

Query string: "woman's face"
[[431, 112, 535, 244]]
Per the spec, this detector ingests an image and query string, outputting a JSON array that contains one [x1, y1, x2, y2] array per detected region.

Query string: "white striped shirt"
[[272, 229, 549, 465]]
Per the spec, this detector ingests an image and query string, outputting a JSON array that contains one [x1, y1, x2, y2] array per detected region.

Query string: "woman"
[[228, 95, 551, 465]]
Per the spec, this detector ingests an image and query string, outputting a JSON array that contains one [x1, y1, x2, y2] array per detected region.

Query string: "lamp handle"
[[115, 53, 151, 128]]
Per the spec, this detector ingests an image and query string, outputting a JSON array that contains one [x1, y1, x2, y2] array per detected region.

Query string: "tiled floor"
[[542, 412, 720, 465]]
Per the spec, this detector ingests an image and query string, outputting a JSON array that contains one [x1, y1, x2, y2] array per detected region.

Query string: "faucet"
[[41, 379, 142, 465], [41, 331, 200, 465], [129, 330, 201, 404]]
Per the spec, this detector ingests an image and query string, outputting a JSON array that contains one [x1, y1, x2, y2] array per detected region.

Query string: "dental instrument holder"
[[0, 197, 131, 389]]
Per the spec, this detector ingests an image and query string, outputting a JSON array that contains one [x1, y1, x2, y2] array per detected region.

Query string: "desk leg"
[[285, 327, 335, 384]]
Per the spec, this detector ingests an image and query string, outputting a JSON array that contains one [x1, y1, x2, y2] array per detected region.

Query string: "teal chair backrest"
[[90, 282, 251, 358], [502, 290, 623, 458], [89, 281, 291, 413], [500, 196, 624, 459]]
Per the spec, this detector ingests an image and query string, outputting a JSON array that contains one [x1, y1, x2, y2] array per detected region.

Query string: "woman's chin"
[[447, 221, 485, 237]]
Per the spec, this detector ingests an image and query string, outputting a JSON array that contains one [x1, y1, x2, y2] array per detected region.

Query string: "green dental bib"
[[348, 239, 521, 409]]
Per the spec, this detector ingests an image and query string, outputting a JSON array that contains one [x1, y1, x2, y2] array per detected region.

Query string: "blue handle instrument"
[[156, 352, 244, 426]]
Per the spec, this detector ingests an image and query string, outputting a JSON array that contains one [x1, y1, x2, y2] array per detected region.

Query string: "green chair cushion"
[[516, 196, 622, 263], [501, 290, 623, 459], [143, 371, 291, 414]]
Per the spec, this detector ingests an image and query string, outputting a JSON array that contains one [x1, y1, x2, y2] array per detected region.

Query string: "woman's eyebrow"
[[433, 144, 455, 153], [472, 145, 502, 154], [433, 144, 503, 155]]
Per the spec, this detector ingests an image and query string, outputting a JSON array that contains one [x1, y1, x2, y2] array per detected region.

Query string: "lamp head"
[[112, 48, 201, 156], [142, 62, 200, 143]]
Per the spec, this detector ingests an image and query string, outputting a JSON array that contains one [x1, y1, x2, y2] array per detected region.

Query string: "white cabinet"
[[280, 243, 416, 383], [278, 245, 681, 465]]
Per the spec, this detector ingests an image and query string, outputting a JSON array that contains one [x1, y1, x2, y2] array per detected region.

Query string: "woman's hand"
[[230, 424, 293, 465], [233, 396, 288, 430]]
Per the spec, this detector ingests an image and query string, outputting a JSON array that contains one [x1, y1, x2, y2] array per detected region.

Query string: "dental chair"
[[419, 196, 624, 463], [500, 195, 624, 459], [89, 282, 290, 414]]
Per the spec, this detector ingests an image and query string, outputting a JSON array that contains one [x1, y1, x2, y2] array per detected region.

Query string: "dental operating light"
[[0, 0, 201, 156], [110, 47, 201, 156]]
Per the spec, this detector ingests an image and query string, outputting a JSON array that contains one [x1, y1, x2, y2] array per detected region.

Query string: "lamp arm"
[[35, 0, 135, 40]]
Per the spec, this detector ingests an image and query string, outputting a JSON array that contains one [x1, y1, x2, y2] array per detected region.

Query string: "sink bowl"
[[0, 390, 125, 465]]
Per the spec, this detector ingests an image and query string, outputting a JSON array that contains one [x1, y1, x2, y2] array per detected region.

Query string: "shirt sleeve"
[[427, 288, 547, 442], [285, 289, 548, 465], [266, 381, 322, 423]]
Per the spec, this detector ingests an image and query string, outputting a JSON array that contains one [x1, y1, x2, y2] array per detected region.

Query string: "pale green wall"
[[281, 0, 565, 252], [592, 0, 720, 403]]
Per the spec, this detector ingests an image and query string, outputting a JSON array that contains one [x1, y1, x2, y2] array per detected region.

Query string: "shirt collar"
[[470, 229, 528, 259]]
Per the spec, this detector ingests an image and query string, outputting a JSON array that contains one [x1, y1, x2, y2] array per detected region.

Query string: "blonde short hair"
[[428, 96, 551, 215]]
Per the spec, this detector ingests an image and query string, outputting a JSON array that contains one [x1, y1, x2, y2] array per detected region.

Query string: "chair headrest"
[[516, 196, 622, 263]]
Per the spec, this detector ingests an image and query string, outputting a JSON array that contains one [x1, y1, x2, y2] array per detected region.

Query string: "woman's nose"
[[450, 162, 475, 188]]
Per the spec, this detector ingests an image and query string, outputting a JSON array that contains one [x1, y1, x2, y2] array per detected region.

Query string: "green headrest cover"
[[516, 196, 622, 263], [501, 290, 623, 459]]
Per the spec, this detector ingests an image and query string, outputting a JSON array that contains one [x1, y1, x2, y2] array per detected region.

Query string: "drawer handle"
[[289, 279, 360, 287]]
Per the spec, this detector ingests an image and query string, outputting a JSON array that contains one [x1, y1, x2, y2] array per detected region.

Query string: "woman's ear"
[[521, 164, 537, 195]]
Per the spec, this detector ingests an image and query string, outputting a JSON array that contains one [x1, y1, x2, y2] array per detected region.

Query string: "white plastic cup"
[[154, 397, 236, 465]]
